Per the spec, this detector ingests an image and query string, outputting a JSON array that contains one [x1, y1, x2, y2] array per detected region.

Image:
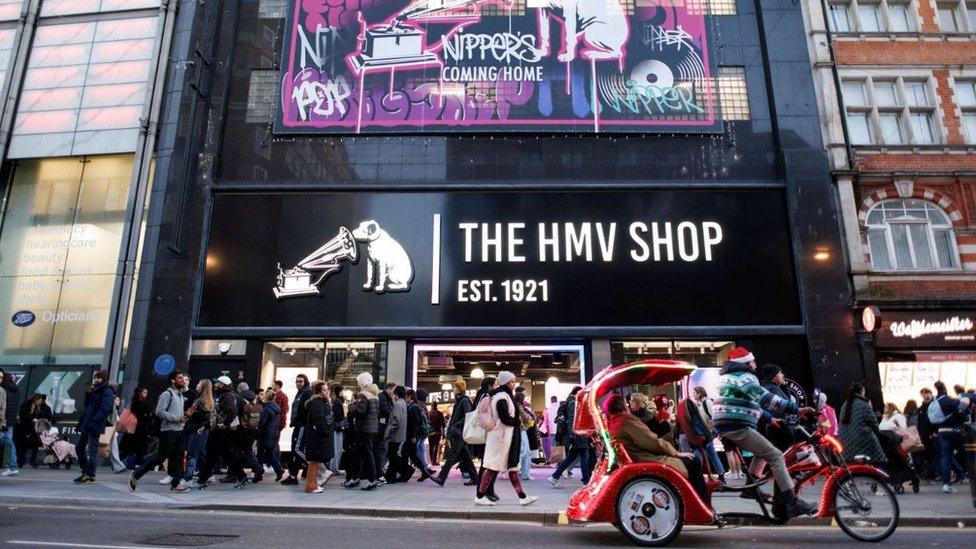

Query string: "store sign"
[[199, 190, 800, 330], [875, 311, 976, 348], [11, 310, 35, 327], [276, 0, 719, 133]]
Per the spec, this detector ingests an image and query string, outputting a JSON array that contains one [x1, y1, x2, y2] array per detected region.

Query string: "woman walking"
[[181, 379, 214, 489], [838, 382, 886, 466], [476, 372, 538, 506], [257, 389, 283, 480], [119, 387, 154, 466], [304, 380, 335, 493]]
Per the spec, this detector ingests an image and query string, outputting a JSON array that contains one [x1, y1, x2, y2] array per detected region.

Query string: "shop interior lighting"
[[441, 383, 452, 390], [471, 367, 485, 379]]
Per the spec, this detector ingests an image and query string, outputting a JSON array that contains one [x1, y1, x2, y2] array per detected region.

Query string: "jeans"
[[198, 428, 238, 484], [331, 431, 343, 471], [416, 438, 430, 471], [133, 431, 185, 488], [552, 446, 594, 483], [75, 432, 101, 478], [2, 427, 18, 471], [109, 432, 126, 472], [182, 430, 209, 481], [519, 431, 532, 478], [678, 435, 725, 478], [722, 428, 791, 492], [257, 444, 283, 475], [938, 430, 966, 483]]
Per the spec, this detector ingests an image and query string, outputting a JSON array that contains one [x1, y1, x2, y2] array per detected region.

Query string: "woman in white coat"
[[476, 371, 539, 507]]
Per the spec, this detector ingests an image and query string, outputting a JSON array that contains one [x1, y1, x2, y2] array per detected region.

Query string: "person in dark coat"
[[345, 373, 380, 490], [194, 376, 242, 489], [331, 384, 347, 473], [759, 364, 798, 451], [838, 382, 886, 466], [16, 394, 53, 467], [304, 380, 334, 492], [404, 389, 432, 481], [428, 400, 445, 466], [119, 387, 154, 465], [432, 379, 478, 487], [257, 389, 283, 480], [548, 386, 595, 487], [281, 374, 312, 486], [74, 370, 117, 484], [377, 382, 394, 474]]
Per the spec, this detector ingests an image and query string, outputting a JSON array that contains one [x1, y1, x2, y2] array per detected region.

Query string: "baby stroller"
[[35, 419, 77, 469], [878, 429, 919, 494]]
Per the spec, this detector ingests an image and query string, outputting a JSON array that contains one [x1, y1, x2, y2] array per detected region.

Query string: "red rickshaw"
[[565, 360, 899, 546]]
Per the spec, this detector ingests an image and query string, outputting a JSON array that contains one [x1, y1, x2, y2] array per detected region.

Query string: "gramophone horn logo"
[[274, 220, 413, 299]]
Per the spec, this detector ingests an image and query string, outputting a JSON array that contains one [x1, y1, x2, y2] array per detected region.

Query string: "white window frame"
[[955, 78, 976, 143], [937, 0, 976, 31], [828, 0, 917, 32], [840, 75, 942, 145], [866, 199, 960, 271]]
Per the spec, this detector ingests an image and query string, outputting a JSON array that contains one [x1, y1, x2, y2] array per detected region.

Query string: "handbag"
[[462, 409, 487, 445], [116, 409, 138, 434], [98, 426, 115, 459], [895, 426, 924, 453]]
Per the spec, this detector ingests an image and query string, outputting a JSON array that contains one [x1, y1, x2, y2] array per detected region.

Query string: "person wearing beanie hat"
[[345, 377, 381, 490], [431, 379, 479, 487], [759, 363, 782, 384], [713, 350, 818, 518], [476, 372, 538, 506], [758, 364, 796, 451], [356, 372, 373, 388], [74, 368, 118, 484]]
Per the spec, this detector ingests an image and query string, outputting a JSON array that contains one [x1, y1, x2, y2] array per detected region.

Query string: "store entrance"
[[412, 344, 586, 416]]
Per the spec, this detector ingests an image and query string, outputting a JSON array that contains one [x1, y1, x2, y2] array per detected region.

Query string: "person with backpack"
[[682, 386, 725, 482], [234, 383, 264, 484], [548, 386, 595, 488], [129, 371, 188, 492], [431, 379, 478, 487], [928, 380, 971, 493], [193, 376, 242, 489], [257, 389, 284, 481], [476, 371, 538, 506]]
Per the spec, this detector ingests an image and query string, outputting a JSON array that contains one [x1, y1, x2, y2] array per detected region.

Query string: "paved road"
[[0, 504, 969, 548]]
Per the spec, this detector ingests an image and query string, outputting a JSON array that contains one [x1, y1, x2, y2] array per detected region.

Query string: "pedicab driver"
[[713, 347, 818, 517]]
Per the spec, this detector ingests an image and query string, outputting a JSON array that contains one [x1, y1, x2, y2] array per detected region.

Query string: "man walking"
[[74, 370, 117, 484], [929, 380, 971, 493], [431, 380, 478, 487], [130, 372, 188, 492], [385, 386, 409, 482], [281, 374, 311, 486]]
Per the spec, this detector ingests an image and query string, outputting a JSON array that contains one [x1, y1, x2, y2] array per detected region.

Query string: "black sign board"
[[198, 190, 800, 330], [875, 311, 976, 349]]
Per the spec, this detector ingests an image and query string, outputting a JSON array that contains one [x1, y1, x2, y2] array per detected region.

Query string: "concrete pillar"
[[591, 339, 612, 379], [388, 339, 407, 385]]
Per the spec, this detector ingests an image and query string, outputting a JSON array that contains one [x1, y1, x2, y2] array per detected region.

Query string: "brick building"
[[805, 0, 976, 406]]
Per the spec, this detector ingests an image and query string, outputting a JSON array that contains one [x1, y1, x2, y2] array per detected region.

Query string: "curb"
[[1, 496, 972, 527]]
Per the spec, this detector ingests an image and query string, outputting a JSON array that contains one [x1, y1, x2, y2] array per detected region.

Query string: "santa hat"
[[729, 347, 755, 363]]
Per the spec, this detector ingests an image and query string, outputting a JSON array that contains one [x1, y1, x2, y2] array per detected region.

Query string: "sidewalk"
[[0, 466, 972, 526]]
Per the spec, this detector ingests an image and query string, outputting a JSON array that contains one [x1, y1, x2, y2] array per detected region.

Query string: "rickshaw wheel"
[[614, 476, 684, 547]]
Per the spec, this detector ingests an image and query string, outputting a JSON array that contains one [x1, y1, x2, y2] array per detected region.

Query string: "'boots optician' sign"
[[199, 190, 800, 329]]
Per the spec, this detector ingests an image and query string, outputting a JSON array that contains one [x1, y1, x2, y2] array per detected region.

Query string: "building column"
[[388, 339, 407, 385]]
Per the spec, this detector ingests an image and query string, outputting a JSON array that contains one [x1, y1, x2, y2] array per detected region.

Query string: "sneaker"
[[1, 469, 19, 477], [170, 484, 189, 493], [73, 474, 89, 484], [430, 476, 445, 487], [234, 478, 249, 490], [378, 478, 387, 485], [547, 476, 562, 489], [486, 492, 500, 502], [474, 496, 496, 506], [311, 486, 324, 494], [521, 475, 533, 481], [178, 479, 191, 490], [189, 483, 208, 491], [78, 476, 96, 485], [263, 465, 274, 474], [113, 467, 127, 474], [157, 475, 173, 485], [519, 495, 539, 506], [565, 471, 573, 478], [281, 476, 299, 486], [318, 470, 334, 487], [361, 480, 379, 491], [128, 474, 138, 492], [943, 483, 958, 494]]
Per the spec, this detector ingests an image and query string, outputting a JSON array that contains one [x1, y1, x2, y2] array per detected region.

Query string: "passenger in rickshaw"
[[713, 347, 818, 518], [605, 394, 710, 504]]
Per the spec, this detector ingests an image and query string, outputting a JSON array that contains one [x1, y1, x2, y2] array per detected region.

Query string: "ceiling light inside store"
[[290, 349, 296, 356], [471, 368, 485, 379], [547, 376, 559, 385], [441, 383, 452, 391]]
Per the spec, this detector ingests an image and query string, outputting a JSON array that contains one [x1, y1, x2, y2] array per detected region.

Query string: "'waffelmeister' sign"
[[276, 0, 719, 133], [875, 311, 976, 348]]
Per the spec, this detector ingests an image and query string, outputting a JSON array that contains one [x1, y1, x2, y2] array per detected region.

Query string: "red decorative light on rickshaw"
[[822, 434, 844, 454]]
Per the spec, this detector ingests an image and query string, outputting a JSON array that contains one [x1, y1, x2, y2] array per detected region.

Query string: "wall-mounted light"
[[862, 306, 881, 332], [813, 248, 831, 262], [471, 367, 485, 379]]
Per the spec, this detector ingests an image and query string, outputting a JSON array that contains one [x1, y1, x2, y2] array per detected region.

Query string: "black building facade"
[[128, 0, 862, 407]]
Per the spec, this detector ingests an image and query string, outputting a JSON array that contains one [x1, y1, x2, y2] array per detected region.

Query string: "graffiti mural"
[[277, 0, 719, 133]]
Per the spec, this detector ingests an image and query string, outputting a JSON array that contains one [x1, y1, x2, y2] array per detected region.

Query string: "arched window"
[[866, 199, 959, 270]]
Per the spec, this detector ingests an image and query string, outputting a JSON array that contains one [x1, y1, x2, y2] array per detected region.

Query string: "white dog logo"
[[351, 220, 413, 293]]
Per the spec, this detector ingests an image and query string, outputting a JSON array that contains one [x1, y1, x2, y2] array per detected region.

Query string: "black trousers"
[[428, 434, 442, 464], [385, 441, 414, 482], [236, 430, 261, 475], [198, 428, 238, 484], [350, 432, 377, 482], [679, 455, 709, 504], [287, 426, 307, 477], [437, 436, 477, 481], [134, 431, 185, 488]]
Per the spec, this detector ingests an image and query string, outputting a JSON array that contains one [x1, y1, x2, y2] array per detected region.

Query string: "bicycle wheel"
[[615, 476, 684, 547], [833, 473, 899, 542]]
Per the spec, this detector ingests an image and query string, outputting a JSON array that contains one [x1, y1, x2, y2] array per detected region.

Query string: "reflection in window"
[[866, 199, 959, 270]]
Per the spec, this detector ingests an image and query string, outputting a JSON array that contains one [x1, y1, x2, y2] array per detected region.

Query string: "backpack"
[[241, 400, 262, 431], [476, 394, 498, 431], [927, 396, 948, 425], [554, 400, 569, 442], [676, 398, 710, 449]]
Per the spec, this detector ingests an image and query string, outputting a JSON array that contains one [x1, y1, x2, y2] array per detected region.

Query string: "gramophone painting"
[[277, 0, 719, 133], [274, 220, 414, 299]]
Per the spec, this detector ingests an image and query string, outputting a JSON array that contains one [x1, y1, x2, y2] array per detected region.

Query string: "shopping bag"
[[116, 409, 138, 434], [550, 445, 566, 464], [98, 427, 115, 459], [896, 426, 924, 453], [462, 409, 486, 445]]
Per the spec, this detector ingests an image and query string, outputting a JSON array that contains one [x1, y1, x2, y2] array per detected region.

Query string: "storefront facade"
[[129, 0, 861, 404]]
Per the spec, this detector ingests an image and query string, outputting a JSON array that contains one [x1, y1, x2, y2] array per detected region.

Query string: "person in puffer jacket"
[[713, 347, 817, 518]]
